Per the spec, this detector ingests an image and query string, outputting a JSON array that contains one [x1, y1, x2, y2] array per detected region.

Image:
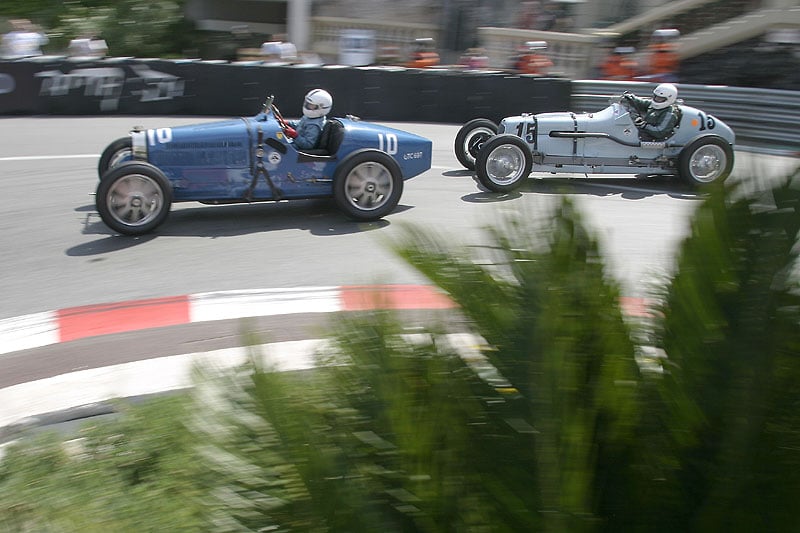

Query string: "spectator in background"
[[458, 48, 489, 70], [646, 29, 680, 82], [1, 19, 48, 59], [513, 41, 553, 75], [406, 38, 440, 69], [601, 46, 639, 80], [260, 34, 297, 64], [67, 35, 108, 59]]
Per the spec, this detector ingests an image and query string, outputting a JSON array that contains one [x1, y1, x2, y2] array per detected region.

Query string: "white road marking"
[[0, 154, 99, 162]]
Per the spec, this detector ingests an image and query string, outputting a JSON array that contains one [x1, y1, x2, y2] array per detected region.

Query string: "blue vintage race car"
[[454, 96, 735, 192], [95, 95, 432, 235]]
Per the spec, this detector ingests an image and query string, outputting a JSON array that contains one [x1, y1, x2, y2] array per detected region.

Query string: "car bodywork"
[[95, 96, 432, 235], [454, 98, 735, 192]]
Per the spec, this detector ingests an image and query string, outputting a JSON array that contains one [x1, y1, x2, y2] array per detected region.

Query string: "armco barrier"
[[1, 58, 798, 151], [0, 57, 570, 123]]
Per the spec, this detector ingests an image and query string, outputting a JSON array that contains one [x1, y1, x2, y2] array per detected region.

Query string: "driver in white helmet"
[[621, 83, 680, 141], [289, 88, 333, 150]]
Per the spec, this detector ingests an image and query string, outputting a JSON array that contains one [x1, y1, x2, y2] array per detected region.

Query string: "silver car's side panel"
[[498, 102, 734, 175]]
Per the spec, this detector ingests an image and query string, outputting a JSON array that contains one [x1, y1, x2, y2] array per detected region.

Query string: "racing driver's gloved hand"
[[285, 126, 298, 138], [634, 116, 646, 127], [622, 91, 635, 101]]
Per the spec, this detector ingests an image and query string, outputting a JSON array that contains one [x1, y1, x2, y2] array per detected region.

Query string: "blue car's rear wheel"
[[475, 134, 532, 193], [454, 118, 499, 170], [334, 151, 403, 221], [96, 162, 172, 235], [97, 137, 133, 177]]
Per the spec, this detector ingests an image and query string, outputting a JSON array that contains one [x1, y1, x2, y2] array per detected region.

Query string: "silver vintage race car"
[[454, 96, 735, 192]]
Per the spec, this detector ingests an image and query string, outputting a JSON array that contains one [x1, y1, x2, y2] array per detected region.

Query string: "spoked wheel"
[[678, 136, 734, 187], [454, 118, 499, 170], [97, 137, 133, 177], [334, 151, 403, 221], [96, 162, 172, 235], [475, 134, 533, 192]]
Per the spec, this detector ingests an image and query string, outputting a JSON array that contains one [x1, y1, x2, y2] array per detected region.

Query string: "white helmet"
[[651, 83, 677, 109], [302, 89, 332, 118]]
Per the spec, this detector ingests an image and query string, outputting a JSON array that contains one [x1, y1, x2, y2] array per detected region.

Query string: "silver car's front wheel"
[[475, 134, 533, 193], [678, 137, 734, 187]]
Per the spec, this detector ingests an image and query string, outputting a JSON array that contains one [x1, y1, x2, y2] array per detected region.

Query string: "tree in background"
[[1, 0, 196, 57]]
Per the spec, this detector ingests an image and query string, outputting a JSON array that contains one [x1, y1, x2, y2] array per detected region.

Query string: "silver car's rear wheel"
[[454, 118, 499, 170], [678, 136, 734, 187], [475, 134, 533, 193]]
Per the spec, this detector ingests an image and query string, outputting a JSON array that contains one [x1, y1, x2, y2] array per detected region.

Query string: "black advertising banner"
[[0, 58, 571, 119]]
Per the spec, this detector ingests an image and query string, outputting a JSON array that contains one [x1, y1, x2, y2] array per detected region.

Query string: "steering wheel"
[[619, 95, 642, 124], [271, 103, 288, 130], [270, 102, 297, 139]]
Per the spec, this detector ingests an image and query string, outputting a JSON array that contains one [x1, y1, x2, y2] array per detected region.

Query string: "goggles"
[[304, 100, 323, 110], [653, 95, 668, 103]]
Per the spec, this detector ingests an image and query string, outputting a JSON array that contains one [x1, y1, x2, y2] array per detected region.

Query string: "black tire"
[[475, 134, 533, 193], [333, 150, 403, 221], [454, 118, 499, 170], [96, 162, 172, 235], [678, 136, 734, 187], [98, 137, 133, 177]]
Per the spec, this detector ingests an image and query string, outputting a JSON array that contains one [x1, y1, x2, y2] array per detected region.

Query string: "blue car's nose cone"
[[337, 119, 432, 179]]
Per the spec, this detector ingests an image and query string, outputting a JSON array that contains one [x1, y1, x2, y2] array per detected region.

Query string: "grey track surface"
[[0, 116, 795, 321]]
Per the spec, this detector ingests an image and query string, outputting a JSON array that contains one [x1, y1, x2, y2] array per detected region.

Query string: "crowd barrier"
[[0, 57, 570, 123], [1, 58, 798, 152]]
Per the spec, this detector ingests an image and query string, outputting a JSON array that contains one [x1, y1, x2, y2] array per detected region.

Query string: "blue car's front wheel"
[[96, 162, 173, 235], [334, 150, 403, 221]]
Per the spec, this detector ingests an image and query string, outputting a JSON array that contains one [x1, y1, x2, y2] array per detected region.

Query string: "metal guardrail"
[[571, 80, 800, 152]]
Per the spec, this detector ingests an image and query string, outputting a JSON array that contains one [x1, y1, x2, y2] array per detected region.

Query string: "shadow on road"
[[458, 173, 704, 203], [69, 199, 404, 256]]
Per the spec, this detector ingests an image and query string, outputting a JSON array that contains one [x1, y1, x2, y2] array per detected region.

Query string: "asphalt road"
[[0, 118, 728, 314], [0, 115, 794, 324]]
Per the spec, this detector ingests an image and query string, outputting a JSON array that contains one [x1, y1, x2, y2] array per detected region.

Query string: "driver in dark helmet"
[[621, 83, 680, 140]]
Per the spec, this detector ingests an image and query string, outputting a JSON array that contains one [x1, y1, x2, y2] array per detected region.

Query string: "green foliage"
[[0, 1, 65, 30], [54, 0, 192, 57], [0, 395, 207, 531], [393, 199, 644, 531], [651, 171, 800, 532], [2, 0, 196, 57]]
